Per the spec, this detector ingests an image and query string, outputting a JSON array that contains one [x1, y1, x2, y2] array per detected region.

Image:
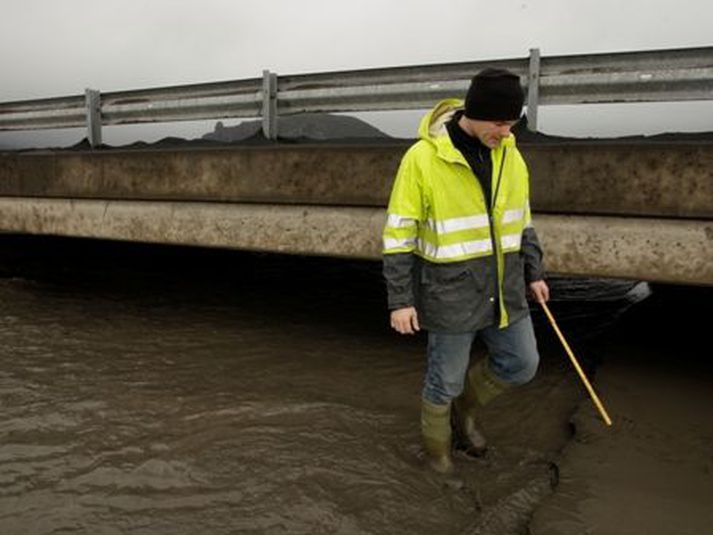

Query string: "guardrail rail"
[[0, 46, 711, 146]]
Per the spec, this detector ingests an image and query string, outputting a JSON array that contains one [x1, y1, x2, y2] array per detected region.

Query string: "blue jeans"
[[422, 315, 540, 405]]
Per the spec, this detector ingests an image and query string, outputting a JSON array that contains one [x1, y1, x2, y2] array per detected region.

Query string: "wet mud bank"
[[529, 285, 713, 535], [0, 235, 709, 534]]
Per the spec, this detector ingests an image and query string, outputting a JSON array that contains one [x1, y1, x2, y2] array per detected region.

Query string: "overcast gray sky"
[[1, 0, 711, 147]]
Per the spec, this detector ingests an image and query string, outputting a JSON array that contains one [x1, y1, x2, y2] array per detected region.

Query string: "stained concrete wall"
[[1, 142, 712, 218]]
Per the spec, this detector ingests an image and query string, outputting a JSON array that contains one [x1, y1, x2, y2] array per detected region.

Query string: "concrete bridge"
[[0, 139, 712, 285]]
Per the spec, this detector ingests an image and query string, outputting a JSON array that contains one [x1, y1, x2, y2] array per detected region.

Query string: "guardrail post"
[[85, 88, 102, 148], [262, 70, 278, 140], [527, 48, 541, 132]]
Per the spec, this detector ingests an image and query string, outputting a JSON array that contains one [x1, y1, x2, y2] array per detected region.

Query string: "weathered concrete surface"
[[0, 197, 386, 260], [535, 214, 713, 285], [1, 142, 712, 218], [0, 145, 404, 207], [0, 197, 711, 284], [525, 143, 713, 219]]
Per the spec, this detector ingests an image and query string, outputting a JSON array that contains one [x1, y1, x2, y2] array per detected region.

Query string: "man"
[[382, 68, 549, 474]]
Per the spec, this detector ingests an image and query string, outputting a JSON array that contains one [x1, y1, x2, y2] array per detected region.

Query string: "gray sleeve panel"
[[383, 252, 416, 310], [522, 227, 545, 282]]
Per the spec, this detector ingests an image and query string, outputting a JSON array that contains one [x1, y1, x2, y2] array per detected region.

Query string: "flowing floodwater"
[[0, 237, 709, 534]]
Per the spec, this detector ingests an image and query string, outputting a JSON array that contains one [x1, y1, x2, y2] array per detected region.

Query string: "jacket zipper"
[[488, 149, 507, 322], [492, 148, 506, 208]]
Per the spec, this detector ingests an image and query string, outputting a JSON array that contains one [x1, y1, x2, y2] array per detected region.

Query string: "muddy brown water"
[[0, 237, 709, 534]]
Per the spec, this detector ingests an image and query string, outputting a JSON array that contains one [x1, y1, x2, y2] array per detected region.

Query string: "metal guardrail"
[[0, 46, 711, 146]]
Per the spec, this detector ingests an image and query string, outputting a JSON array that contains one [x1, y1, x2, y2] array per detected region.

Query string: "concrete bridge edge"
[[0, 197, 710, 285]]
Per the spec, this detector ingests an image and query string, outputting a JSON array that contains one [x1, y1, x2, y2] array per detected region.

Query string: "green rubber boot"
[[421, 399, 454, 474], [453, 359, 512, 457]]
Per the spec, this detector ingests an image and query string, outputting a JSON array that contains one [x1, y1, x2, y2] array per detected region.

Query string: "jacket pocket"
[[422, 262, 482, 288], [419, 261, 482, 330]]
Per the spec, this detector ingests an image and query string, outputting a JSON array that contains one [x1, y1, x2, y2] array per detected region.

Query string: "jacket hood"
[[417, 98, 462, 141], [417, 99, 516, 159]]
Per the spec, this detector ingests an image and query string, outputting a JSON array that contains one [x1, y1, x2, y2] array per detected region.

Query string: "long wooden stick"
[[540, 301, 613, 426]]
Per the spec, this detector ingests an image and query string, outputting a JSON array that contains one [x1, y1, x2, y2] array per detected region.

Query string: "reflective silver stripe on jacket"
[[523, 201, 534, 228], [385, 214, 417, 228], [383, 237, 417, 250], [417, 238, 492, 259], [425, 214, 490, 234], [500, 233, 522, 250], [502, 208, 525, 224]]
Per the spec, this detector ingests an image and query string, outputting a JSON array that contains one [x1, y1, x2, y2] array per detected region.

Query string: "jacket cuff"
[[524, 263, 545, 284], [383, 252, 416, 311]]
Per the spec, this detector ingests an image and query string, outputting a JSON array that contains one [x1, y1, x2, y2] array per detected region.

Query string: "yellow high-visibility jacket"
[[382, 99, 544, 332]]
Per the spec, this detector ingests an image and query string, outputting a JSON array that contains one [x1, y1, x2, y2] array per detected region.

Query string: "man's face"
[[461, 116, 519, 149], [473, 119, 519, 149]]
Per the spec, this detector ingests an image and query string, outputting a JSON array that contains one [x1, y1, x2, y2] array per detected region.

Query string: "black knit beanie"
[[464, 68, 524, 121]]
